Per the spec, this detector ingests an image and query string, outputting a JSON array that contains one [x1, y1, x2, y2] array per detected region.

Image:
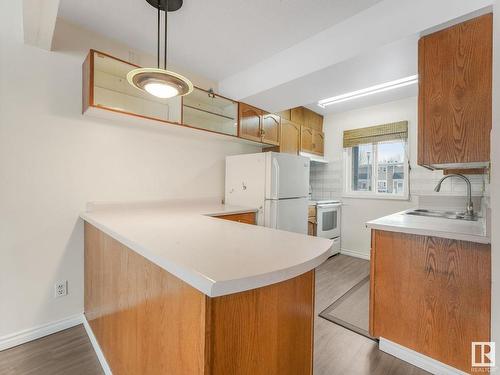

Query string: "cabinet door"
[[280, 119, 300, 155], [239, 103, 262, 142], [303, 109, 321, 131], [290, 107, 304, 126], [300, 126, 313, 153], [312, 130, 324, 155], [277, 109, 291, 121], [262, 113, 280, 145], [418, 14, 492, 167], [371, 230, 491, 373]]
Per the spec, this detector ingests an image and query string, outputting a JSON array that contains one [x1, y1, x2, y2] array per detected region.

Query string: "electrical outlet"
[[55, 281, 68, 298]]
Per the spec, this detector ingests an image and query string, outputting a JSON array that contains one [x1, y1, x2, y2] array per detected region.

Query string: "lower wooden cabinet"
[[307, 205, 316, 236], [85, 223, 314, 375], [213, 211, 256, 225], [370, 230, 491, 373]]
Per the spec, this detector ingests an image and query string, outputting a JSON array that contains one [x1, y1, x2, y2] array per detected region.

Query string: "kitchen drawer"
[[214, 212, 256, 225], [308, 206, 316, 217]]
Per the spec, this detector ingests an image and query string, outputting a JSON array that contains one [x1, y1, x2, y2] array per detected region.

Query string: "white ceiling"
[[58, 0, 382, 81], [56, 0, 493, 115]]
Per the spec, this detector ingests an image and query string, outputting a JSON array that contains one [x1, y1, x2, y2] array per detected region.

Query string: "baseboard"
[[340, 248, 370, 260], [0, 313, 83, 352], [83, 316, 112, 375], [379, 338, 468, 375]]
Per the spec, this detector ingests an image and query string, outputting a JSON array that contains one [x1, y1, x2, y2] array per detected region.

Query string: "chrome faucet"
[[434, 174, 474, 217]]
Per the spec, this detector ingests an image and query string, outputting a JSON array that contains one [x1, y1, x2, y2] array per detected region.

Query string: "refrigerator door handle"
[[271, 157, 280, 199]]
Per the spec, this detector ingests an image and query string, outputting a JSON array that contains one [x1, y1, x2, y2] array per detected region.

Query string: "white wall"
[[312, 96, 486, 258], [491, 0, 499, 368], [0, 3, 260, 338]]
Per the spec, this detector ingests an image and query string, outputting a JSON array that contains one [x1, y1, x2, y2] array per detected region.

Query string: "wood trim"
[[82, 51, 92, 114], [368, 230, 376, 337], [443, 168, 487, 175], [212, 212, 256, 225], [91, 48, 141, 68], [417, 37, 426, 166]]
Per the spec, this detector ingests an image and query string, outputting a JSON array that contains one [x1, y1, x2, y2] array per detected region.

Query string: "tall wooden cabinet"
[[300, 126, 314, 153], [370, 230, 491, 373], [312, 130, 324, 155], [290, 106, 325, 156], [280, 119, 301, 155], [418, 13, 492, 169]]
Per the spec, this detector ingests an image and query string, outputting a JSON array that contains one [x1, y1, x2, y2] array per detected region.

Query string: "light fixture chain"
[[164, 0, 168, 70], [157, 5, 160, 69]]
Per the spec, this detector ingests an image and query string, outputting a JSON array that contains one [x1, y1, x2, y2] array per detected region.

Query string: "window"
[[343, 121, 409, 199], [344, 139, 409, 199]]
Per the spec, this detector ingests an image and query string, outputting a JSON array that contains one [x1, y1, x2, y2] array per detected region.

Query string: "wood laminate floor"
[[0, 324, 103, 375], [314, 255, 429, 375], [0, 254, 428, 374]]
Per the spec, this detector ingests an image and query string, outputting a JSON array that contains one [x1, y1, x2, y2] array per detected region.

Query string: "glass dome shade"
[[127, 68, 193, 98]]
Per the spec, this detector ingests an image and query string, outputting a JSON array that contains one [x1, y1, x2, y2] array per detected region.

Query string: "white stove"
[[310, 200, 341, 256]]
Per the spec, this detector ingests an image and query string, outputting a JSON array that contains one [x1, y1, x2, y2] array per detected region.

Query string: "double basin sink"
[[406, 209, 478, 222]]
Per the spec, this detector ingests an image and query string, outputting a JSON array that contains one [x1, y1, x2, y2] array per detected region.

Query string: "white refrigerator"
[[225, 152, 310, 234]]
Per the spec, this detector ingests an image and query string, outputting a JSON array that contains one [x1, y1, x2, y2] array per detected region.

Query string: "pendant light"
[[127, 0, 193, 99]]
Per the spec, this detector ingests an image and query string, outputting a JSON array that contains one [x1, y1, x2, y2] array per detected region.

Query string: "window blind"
[[343, 121, 408, 148]]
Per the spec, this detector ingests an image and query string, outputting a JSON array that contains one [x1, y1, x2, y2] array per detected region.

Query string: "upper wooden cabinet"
[[276, 109, 291, 121], [239, 103, 263, 142], [239, 103, 280, 146], [182, 87, 238, 136], [291, 107, 323, 132], [312, 130, 324, 155], [291, 107, 305, 126], [83, 50, 279, 147], [300, 126, 314, 153], [262, 113, 280, 145], [418, 14, 492, 169], [304, 110, 323, 131], [83, 50, 182, 123], [280, 119, 300, 155]]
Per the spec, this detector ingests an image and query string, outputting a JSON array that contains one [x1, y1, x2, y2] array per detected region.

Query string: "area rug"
[[319, 275, 375, 340]]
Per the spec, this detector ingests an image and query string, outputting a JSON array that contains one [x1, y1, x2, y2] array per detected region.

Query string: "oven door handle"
[[317, 203, 341, 209]]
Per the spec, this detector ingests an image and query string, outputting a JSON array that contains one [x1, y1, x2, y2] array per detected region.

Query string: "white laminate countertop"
[[80, 198, 333, 297], [366, 209, 490, 244]]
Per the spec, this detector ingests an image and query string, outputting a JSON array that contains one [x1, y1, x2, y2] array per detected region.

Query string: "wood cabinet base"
[[84, 223, 314, 375], [370, 230, 491, 373]]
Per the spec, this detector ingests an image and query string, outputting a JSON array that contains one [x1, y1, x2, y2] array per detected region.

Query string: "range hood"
[[299, 152, 328, 164]]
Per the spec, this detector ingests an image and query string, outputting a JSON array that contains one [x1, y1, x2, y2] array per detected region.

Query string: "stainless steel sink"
[[405, 209, 479, 221]]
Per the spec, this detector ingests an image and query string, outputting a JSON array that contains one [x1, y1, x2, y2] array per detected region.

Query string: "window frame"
[[343, 139, 410, 201]]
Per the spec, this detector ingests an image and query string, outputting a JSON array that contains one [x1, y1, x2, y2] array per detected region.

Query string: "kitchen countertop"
[[81, 198, 333, 297], [366, 209, 490, 244]]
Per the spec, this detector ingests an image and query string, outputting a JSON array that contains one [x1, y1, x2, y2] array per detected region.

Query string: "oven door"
[[316, 204, 341, 239]]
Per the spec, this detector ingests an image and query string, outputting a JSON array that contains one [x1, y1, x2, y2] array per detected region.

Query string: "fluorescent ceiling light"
[[318, 75, 418, 108]]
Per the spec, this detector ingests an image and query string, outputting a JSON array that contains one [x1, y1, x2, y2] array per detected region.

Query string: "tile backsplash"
[[310, 159, 487, 201]]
